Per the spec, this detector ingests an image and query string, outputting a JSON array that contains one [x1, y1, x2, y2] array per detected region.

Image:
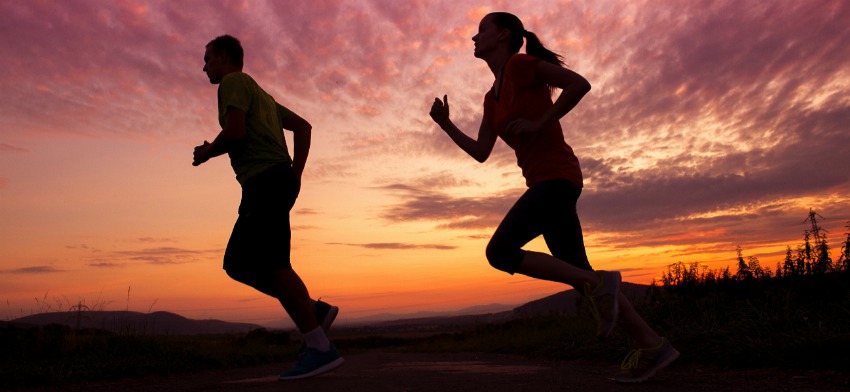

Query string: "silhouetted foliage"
[[735, 246, 752, 281], [838, 220, 850, 272], [662, 209, 845, 290]]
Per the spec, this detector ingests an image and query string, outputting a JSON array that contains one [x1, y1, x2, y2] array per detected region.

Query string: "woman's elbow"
[[578, 77, 591, 95], [473, 151, 490, 163]]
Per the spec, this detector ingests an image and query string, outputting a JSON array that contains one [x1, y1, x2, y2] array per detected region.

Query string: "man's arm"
[[282, 113, 312, 178], [193, 107, 246, 166]]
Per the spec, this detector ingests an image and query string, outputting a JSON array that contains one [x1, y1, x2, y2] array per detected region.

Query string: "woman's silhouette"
[[429, 12, 678, 383]]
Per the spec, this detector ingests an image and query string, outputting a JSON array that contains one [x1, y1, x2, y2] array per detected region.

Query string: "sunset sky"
[[1, 0, 848, 328]]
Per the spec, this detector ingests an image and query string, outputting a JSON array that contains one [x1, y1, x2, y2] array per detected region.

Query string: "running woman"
[[429, 12, 678, 383]]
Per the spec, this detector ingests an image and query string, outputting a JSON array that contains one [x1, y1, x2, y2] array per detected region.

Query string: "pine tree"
[[782, 246, 798, 276], [747, 255, 768, 279], [800, 231, 813, 275], [721, 266, 732, 281], [736, 246, 753, 280]]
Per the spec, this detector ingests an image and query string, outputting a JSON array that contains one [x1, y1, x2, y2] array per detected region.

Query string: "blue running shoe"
[[297, 300, 339, 358], [279, 344, 344, 380], [315, 299, 339, 331]]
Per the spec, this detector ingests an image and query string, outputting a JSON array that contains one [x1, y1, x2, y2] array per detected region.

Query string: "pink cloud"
[[0, 143, 28, 153], [2, 0, 847, 261]]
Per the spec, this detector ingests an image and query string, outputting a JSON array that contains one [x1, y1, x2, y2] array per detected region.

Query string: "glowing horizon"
[[1, 1, 849, 327]]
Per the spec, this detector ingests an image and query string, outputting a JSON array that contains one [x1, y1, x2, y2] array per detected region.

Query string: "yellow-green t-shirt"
[[218, 72, 294, 184]]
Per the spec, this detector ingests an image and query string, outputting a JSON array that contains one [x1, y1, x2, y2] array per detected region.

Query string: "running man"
[[193, 35, 343, 380]]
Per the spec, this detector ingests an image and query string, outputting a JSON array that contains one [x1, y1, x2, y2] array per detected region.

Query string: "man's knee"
[[225, 268, 252, 285], [226, 268, 272, 294]]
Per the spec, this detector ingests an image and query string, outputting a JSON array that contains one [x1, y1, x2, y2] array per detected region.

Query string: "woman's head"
[[478, 12, 564, 67], [486, 12, 526, 54]]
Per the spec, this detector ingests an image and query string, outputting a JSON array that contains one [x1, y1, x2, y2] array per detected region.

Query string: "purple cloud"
[[4, 266, 65, 274]]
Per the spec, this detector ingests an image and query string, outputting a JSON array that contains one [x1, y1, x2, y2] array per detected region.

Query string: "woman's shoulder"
[[506, 54, 541, 85], [507, 53, 539, 68], [483, 88, 495, 110]]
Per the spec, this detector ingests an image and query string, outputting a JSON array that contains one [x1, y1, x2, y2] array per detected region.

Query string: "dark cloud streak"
[[328, 242, 457, 250], [378, 182, 522, 230], [84, 247, 220, 267], [3, 266, 65, 274]]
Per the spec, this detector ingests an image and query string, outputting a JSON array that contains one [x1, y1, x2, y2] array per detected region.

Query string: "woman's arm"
[[505, 62, 591, 136], [430, 95, 497, 163]]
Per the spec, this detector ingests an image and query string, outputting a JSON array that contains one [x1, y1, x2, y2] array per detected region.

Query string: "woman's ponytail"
[[488, 12, 565, 67], [523, 30, 565, 67]]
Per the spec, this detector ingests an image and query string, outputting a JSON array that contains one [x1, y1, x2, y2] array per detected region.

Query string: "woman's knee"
[[485, 240, 522, 273]]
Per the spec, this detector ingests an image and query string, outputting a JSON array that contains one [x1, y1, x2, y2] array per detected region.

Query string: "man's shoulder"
[[221, 71, 254, 84]]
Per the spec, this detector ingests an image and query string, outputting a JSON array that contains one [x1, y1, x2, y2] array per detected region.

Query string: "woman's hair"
[[487, 12, 565, 67]]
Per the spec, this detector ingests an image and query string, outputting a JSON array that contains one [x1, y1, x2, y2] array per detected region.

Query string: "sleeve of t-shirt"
[[218, 74, 252, 114], [508, 54, 541, 87], [276, 102, 294, 124]]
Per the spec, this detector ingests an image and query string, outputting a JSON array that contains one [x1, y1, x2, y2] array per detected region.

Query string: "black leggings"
[[486, 178, 593, 274]]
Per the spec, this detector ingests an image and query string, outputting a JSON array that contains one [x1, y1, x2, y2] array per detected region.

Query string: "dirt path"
[[33, 351, 848, 392]]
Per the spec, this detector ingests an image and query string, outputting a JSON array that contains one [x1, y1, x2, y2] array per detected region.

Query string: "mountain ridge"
[[8, 310, 263, 335], [5, 283, 651, 334], [344, 282, 650, 330]]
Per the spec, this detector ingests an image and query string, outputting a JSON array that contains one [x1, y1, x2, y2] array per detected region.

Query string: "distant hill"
[[6, 284, 653, 335], [347, 303, 517, 324], [344, 283, 651, 332], [10, 311, 263, 335], [513, 282, 650, 317]]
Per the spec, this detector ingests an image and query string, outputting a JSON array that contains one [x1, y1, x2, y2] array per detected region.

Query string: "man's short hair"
[[207, 35, 244, 68]]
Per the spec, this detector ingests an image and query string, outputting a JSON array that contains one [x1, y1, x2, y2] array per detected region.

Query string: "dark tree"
[[838, 220, 850, 272]]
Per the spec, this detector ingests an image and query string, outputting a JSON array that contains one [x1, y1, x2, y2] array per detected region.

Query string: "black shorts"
[[223, 163, 297, 273]]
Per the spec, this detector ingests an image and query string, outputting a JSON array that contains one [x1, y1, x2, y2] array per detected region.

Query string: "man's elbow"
[[296, 123, 312, 135], [221, 126, 246, 142], [293, 118, 312, 134]]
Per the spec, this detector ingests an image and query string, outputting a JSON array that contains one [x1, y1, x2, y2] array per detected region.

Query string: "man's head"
[[203, 35, 243, 84]]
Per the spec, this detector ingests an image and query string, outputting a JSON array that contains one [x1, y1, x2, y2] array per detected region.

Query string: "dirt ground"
[[17, 350, 849, 392]]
